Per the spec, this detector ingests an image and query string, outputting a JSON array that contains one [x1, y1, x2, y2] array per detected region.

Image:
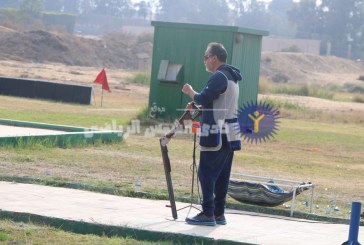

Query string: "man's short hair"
[[208, 42, 227, 63]]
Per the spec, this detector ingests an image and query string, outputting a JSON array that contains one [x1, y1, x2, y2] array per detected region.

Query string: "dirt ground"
[[1, 26, 364, 85], [260, 51, 364, 86], [0, 28, 152, 70], [260, 94, 364, 115], [0, 27, 363, 116]]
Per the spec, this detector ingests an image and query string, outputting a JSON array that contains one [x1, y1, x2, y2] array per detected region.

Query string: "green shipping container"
[[148, 21, 269, 118]]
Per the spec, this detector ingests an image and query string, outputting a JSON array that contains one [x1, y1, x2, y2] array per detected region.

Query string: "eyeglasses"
[[204, 54, 214, 60]]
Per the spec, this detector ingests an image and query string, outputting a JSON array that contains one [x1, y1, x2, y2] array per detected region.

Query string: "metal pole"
[[342, 202, 362, 245], [190, 133, 196, 202], [310, 186, 315, 213], [290, 188, 297, 217], [92, 86, 96, 106], [101, 89, 104, 107], [231, 173, 304, 184]]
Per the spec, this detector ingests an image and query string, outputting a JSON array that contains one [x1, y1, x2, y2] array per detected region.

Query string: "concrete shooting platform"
[[0, 181, 362, 244], [0, 124, 66, 137], [0, 119, 123, 146]]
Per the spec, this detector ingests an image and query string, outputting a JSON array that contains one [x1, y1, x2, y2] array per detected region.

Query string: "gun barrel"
[[160, 138, 178, 219]]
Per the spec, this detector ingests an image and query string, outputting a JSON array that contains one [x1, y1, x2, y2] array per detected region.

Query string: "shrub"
[[352, 94, 364, 103], [126, 72, 150, 85], [42, 12, 76, 33], [0, 232, 9, 242], [258, 77, 269, 94], [273, 84, 309, 96], [281, 45, 301, 53], [263, 56, 272, 63], [342, 83, 364, 94], [271, 73, 289, 83], [137, 32, 153, 44], [259, 97, 302, 110], [310, 87, 334, 100], [297, 84, 310, 96]]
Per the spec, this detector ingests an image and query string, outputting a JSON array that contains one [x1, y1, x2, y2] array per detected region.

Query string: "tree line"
[[1, 0, 363, 60]]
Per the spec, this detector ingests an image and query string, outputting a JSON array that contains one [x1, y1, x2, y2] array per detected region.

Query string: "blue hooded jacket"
[[194, 64, 242, 151], [194, 64, 242, 107]]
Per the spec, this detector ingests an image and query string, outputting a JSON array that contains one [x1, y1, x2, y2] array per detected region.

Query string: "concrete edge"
[[0, 118, 123, 147], [1, 176, 361, 226], [0, 210, 254, 245], [0, 118, 89, 131]]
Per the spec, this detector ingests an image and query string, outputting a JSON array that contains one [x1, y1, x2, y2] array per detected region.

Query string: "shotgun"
[[159, 102, 201, 219]]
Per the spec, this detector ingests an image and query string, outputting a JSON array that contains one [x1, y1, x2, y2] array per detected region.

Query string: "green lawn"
[[0, 93, 363, 241], [0, 220, 172, 245]]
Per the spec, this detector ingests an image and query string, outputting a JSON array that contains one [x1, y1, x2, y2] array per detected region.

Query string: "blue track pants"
[[198, 137, 234, 216]]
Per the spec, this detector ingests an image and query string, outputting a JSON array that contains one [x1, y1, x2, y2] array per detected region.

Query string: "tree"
[[92, 0, 133, 17], [288, 0, 364, 59], [267, 0, 296, 37], [269, 0, 293, 15], [227, 0, 247, 18], [351, 1, 364, 59], [79, 0, 96, 15], [195, 0, 231, 25], [156, 0, 230, 25], [135, 1, 149, 19], [20, 0, 43, 18], [156, 0, 198, 22], [234, 0, 270, 30], [43, 0, 80, 14], [287, 0, 322, 39], [319, 0, 364, 59], [0, 0, 21, 8]]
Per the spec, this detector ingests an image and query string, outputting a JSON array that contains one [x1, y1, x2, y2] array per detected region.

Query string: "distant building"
[[122, 25, 153, 35], [75, 16, 151, 36], [120, 19, 153, 34], [262, 36, 320, 55]]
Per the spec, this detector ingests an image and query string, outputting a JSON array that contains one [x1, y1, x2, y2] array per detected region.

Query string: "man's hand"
[[178, 101, 201, 125], [185, 102, 193, 110], [182, 83, 196, 100]]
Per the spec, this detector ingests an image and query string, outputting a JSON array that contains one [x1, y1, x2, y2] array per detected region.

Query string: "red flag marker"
[[94, 68, 110, 92]]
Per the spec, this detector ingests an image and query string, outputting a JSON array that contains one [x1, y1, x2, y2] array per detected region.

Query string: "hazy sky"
[[131, 0, 278, 3]]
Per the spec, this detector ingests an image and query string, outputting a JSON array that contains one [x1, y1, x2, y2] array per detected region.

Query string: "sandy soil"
[[1, 58, 362, 118], [0, 29, 152, 69], [260, 94, 364, 114], [0, 59, 148, 97], [0, 27, 363, 85], [260, 51, 364, 85], [0, 28, 363, 116]]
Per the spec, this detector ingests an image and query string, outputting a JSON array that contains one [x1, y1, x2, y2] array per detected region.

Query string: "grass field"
[[0, 219, 172, 244], [0, 35, 363, 243], [0, 89, 363, 210], [0, 81, 363, 243]]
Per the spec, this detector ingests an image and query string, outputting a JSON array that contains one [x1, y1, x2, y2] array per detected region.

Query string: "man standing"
[[182, 42, 242, 226]]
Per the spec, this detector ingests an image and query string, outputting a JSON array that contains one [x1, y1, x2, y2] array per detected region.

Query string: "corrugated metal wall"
[[149, 22, 268, 117], [232, 33, 264, 107]]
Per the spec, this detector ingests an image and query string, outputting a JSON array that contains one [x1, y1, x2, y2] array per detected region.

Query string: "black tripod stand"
[[177, 121, 201, 217]]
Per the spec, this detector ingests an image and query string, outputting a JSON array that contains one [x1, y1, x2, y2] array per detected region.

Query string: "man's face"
[[204, 48, 214, 73]]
